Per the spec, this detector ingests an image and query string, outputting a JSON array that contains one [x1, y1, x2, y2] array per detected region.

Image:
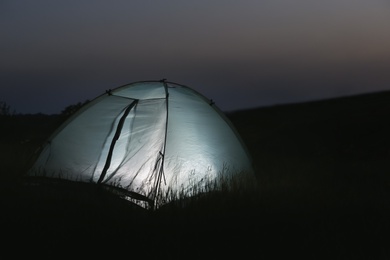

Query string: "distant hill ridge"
[[229, 89, 390, 116], [227, 89, 390, 188]]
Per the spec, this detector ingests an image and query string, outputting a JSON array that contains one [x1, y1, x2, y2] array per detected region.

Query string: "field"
[[1, 92, 390, 258]]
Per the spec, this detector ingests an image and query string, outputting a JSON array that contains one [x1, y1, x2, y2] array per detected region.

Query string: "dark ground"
[[1, 92, 390, 258]]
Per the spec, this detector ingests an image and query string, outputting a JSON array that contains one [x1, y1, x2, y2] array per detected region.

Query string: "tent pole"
[[151, 81, 170, 208]]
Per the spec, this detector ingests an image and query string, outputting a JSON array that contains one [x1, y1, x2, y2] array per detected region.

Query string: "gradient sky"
[[1, 0, 390, 114]]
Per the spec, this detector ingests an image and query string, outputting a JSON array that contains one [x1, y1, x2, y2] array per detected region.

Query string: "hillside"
[[1, 91, 390, 258], [228, 91, 390, 196]]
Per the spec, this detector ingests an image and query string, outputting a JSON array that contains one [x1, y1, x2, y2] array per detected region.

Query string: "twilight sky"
[[1, 0, 390, 114]]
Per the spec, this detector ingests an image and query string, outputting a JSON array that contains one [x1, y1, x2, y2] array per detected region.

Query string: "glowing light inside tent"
[[28, 81, 253, 207]]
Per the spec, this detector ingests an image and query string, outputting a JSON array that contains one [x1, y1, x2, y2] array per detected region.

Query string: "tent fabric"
[[28, 81, 253, 206]]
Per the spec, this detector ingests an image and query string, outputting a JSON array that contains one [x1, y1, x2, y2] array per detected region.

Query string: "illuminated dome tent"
[[28, 80, 253, 208]]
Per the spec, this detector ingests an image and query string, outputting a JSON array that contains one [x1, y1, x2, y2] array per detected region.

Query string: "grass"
[[2, 92, 390, 258]]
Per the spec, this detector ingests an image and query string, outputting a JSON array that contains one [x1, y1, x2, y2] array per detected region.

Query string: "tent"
[[28, 80, 253, 208]]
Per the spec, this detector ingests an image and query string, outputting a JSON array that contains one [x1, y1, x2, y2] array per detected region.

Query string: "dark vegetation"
[[2, 92, 390, 258]]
